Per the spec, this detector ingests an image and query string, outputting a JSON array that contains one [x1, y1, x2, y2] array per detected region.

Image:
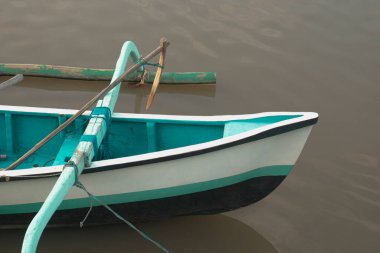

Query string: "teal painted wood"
[[146, 122, 157, 152], [21, 41, 142, 253], [4, 113, 13, 154], [52, 137, 80, 165], [0, 64, 216, 84]]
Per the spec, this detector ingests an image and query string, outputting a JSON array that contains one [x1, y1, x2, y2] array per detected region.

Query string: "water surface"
[[1, 0, 380, 252]]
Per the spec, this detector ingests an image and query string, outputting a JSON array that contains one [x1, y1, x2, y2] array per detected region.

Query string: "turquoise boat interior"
[[0, 109, 301, 170]]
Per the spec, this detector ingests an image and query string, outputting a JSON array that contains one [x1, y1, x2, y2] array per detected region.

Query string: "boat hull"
[[0, 131, 312, 228], [0, 175, 285, 228], [0, 106, 317, 228]]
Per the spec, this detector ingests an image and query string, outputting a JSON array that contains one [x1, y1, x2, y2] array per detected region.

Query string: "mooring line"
[[75, 181, 171, 253]]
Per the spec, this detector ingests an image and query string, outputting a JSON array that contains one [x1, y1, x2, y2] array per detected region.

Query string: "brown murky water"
[[1, 0, 380, 252]]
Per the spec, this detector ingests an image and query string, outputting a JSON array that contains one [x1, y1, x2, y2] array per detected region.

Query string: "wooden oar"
[[0, 74, 23, 90], [146, 37, 167, 110], [3, 40, 169, 171]]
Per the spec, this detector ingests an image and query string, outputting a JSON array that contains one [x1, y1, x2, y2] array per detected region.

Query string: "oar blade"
[[146, 37, 168, 110]]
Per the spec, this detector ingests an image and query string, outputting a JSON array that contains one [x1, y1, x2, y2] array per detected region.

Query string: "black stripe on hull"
[[0, 176, 285, 228]]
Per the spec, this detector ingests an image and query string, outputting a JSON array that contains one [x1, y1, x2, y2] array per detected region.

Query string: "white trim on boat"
[[0, 105, 318, 122]]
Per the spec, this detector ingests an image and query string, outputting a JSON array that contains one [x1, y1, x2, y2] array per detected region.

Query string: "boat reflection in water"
[[0, 215, 279, 253]]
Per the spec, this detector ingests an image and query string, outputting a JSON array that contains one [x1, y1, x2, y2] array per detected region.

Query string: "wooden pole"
[[0, 63, 216, 84], [0, 74, 23, 90], [3, 40, 170, 171]]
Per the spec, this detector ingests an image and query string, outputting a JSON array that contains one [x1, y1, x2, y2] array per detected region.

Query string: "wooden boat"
[[0, 105, 318, 227], [0, 38, 318, 253]]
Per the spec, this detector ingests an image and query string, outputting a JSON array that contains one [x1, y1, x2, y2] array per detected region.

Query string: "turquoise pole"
[[21, 167, 78, 252], [21, 41, 142, 253]]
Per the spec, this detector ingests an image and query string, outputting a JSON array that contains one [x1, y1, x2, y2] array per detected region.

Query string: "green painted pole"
[[21, 40, 167, 253], [144, 71, 216, 84], [0, 64, 216, 84]]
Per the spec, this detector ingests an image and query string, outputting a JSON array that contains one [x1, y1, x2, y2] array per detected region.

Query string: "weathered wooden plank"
[[0, 63, 216, 84]]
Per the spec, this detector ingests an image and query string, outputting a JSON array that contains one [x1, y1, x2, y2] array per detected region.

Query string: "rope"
[[137, 57, 164, 86], [139, 58, 164, 69], [79, 194, 93, 228], [63, 161, 79, 185], [75, 181, 171, 253]]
